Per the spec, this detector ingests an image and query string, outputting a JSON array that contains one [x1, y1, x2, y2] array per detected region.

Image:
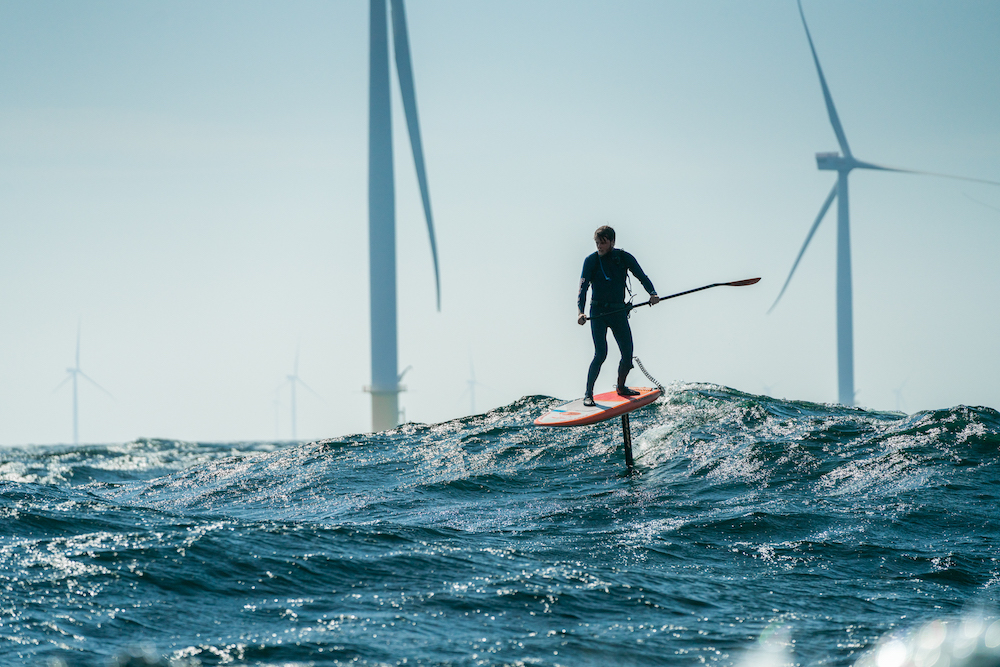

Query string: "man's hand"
[[578, 313, 587, 325], [649, 295, 660, 306]]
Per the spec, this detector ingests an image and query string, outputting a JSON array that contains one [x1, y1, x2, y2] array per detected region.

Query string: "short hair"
[[594, 225, 615, 243]]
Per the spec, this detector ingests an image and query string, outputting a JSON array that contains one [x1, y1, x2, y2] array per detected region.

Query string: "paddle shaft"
[[584, 277, 760, 320]]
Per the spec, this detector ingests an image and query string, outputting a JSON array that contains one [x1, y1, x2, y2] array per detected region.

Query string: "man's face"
[[595, 235, 614, 256]]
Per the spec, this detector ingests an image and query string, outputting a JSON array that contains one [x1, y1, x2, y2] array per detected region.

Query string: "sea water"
[[2, 383, 999, 666]]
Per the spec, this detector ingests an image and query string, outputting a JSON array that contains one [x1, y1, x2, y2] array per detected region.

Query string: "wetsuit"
[[578, 248, 656, 396]]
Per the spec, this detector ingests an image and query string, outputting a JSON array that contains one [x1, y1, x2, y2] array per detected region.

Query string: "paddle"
[[585, 277, 761, 320]]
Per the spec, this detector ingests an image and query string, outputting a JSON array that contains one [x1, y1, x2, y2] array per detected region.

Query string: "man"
[[577, 226, 659, 407]]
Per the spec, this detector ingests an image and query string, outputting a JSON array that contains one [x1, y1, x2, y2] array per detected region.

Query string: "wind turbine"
[[366, 0, 441, 432], [54, 323, 113, 445], [280, 346, 323, 441], [459, 356, 485, 416], [769, 1, 1000, 406], [893, 378, 909, 413]]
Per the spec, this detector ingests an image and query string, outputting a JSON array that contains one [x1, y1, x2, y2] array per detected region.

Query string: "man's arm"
[[577, 257, 592, 325], [624, 251, 659, 305]]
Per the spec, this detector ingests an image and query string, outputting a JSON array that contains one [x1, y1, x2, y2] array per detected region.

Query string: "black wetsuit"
[[578, 248, 656, 396]]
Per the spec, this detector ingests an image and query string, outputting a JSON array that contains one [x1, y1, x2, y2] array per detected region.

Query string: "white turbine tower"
[[366, 0, 441, 432], [54, 323, 113, 445], [281, 346, 322, 441], [770, 1, 1000, 406]]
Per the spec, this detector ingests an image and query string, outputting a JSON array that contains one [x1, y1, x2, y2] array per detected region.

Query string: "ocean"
[[2, 382, 999, 666]]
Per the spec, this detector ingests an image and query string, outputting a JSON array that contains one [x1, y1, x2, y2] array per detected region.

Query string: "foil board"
[[534, 387, 661, 427]]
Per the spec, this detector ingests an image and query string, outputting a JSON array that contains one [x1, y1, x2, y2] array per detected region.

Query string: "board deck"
[[534, 387, 661, 427]]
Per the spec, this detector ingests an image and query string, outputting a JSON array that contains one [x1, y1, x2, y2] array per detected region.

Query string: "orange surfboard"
[[534, 387, 661, 427]]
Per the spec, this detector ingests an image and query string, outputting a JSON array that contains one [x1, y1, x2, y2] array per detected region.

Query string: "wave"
[[2, 383, 999, 666]]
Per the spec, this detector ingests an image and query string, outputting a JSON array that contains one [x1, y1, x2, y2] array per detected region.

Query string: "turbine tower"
[[367, 0, 441, 432], [770, 1, 1000, 406], [54, 323, 113, 445]]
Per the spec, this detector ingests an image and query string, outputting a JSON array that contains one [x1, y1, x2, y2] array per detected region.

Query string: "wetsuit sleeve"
[[624, 251, 656, 295], [578, 256, 593, 313]]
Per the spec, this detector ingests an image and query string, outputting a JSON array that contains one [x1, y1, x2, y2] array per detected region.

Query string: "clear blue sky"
[[1, 0, 998, 445]]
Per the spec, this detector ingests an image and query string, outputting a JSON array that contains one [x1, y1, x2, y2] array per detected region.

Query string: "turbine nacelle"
[[816, 152, 846, 171], [816, 153, 890, 173]]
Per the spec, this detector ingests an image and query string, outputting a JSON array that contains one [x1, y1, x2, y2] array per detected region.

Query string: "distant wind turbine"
[[459, 357, 486, 416], [366, 0, 441, 432], [280, 346, 323, 441], [769, 1, 1000, 406], [54, 323, 113, 445], [893, 379, 909, 413]]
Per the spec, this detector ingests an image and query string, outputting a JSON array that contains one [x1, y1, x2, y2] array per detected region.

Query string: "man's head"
[[594, 225, 615, 256]]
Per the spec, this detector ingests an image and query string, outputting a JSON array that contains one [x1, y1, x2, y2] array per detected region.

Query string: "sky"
[[1, 0, 998, 446]]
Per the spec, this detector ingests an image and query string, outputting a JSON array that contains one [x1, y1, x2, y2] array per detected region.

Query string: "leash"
[[633, 356, 664, 394]]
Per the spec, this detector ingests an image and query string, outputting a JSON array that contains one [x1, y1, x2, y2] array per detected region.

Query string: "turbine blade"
[[798, 0, 852, 159], [53, 373, 73, 393], [768, 182, 838, 314], [78, 371, 115, 401], [75, 320, 81, 368], [854, 160, 1000, 186], [295, 378, 324, 401], [390, 0, 441, 311], [964, 192, 1000, 213]]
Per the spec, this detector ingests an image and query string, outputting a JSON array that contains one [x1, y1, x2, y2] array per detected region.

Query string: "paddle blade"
[[726, 278, 761, 287], [391, 0, 441, 311]]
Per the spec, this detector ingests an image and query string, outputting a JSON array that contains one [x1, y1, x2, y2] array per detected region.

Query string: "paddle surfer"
[[578, 226, 659, 407]]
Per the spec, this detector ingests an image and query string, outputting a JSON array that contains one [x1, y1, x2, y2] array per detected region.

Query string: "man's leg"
[[586, 316, 610, 401], [609, 314, 637, 395]]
